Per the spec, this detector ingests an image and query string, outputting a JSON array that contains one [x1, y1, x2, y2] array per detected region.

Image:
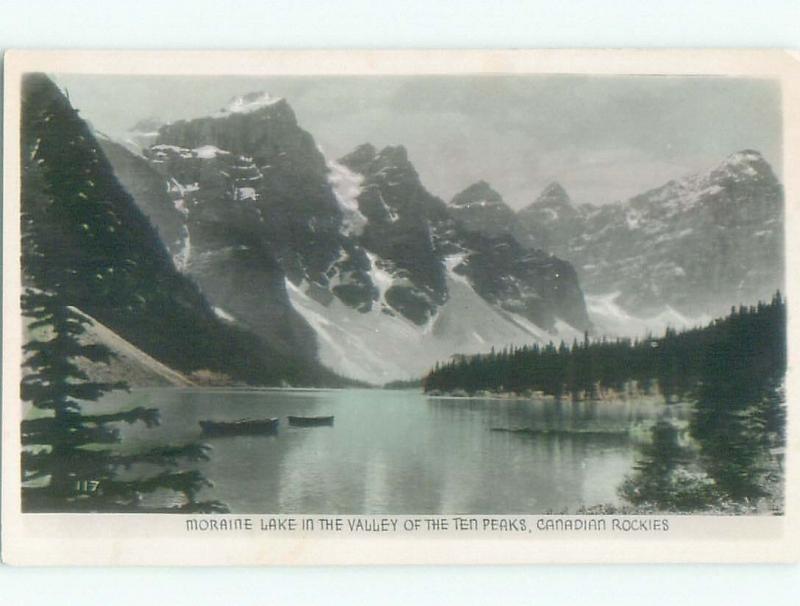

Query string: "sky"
[[53, 73, 782, 209]]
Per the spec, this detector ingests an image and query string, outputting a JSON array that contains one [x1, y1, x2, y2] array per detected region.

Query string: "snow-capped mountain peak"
[[512, 149, 783, 319], [710, 149, 776, 183], [722, 148, 767, 169]]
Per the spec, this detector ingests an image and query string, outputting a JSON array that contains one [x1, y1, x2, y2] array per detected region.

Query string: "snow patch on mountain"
[[194, 145, 230, 159], [287, 274, 580, 384], [365, 252, 394, 303], [718, 150, 764, 179], [151, 144, 193, 160], [236, 187, 258, 201], [443, 253, 470, 286], [325, 155, 368, 236], [172, 225, 191, 272], [213, 92, 284, 117], [213, 306, 236, 322]]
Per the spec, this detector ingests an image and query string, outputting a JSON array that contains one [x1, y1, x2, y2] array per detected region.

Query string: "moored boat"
[[287, 415, 334, 427], [199, 417, 279, 437]]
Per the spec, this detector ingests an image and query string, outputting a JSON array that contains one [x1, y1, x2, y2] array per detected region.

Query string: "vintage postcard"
[[2, 49, 799, 565]]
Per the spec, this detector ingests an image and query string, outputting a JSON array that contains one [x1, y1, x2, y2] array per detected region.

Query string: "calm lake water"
[[96, 388, 686, 514]]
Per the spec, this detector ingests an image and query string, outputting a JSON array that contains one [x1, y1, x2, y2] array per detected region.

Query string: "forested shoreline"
[[423, 293, 785, 402], [425, 294, 787, 513]]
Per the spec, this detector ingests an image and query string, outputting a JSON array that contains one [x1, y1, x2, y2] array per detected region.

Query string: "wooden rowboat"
[[199, 417, 279, 437], [287, 415, 334, 427]]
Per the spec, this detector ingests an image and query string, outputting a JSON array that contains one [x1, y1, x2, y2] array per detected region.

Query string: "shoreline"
[[424, 390, 671, 405], [120, 384, 675, 406]]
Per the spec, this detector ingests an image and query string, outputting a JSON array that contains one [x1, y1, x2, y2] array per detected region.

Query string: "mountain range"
[[21, 75, 784, 385], [512, 152, 783, 317]]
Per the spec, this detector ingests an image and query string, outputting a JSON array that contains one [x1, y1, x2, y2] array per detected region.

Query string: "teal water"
[[94, 388, 685, 514]]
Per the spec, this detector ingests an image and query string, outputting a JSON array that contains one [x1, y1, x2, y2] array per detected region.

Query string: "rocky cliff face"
[[106, 137, 320, 362], [513, 151, 784, 317], [339, 143, 450, 325], [154, 93, 345, 287], [21, 74, 329, 386], [448, 230, 591, 332]]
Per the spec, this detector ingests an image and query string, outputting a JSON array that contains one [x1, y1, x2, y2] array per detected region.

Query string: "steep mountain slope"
[[442, 182, 590, 332], [104, 91, 591, 383], [338, 143, 450, 325], [20, 74, 331, 386], [25, 305, 195, 387], [514, 152, 784, 317], [100, 136, 320, 361]]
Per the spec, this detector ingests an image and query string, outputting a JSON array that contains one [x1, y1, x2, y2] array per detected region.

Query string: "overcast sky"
[[53, 73, 782, 209]]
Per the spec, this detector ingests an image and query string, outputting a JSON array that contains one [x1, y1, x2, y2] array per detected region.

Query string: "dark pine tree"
[[619, 420, 717, 511], [21, 288, 228, 513], [689, 292, 786, 501]]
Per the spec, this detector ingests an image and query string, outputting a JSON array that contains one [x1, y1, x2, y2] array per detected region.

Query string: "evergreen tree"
[[423, 294, 787, 510], [689, 292, 786, 500], [21, 288, 227, 513], [619, 420, 718, 511]]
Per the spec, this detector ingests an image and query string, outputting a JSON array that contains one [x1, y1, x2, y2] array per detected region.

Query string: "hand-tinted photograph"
[[18, 70, 785, 516]]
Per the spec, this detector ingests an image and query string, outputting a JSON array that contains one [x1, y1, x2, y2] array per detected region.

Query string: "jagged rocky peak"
[[340, 142, 448, 222], [375, 144, 409, 163], [513, 181, 582, 251], [339, 142, 377, 172], [511, 149, 784, 318], [711, 149, 778, 184], [129, 90, 349, 338], [153, 90, 310, 167], [530, 181, 573, 209], [451, 180, 506, 208], [337, 142, 450, 324], [449, 180, 515, 237], [364, 145, 419, 182], [341, 143, 412, 172]]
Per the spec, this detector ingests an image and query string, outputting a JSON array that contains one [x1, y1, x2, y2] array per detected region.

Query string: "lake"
[[95, 388, 686, 514]]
